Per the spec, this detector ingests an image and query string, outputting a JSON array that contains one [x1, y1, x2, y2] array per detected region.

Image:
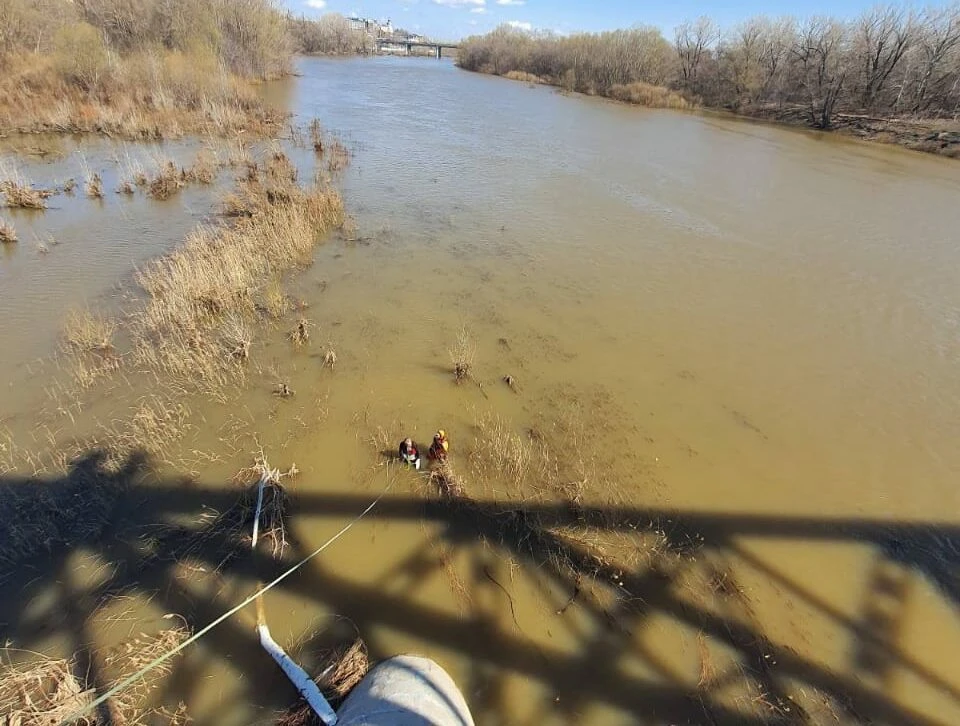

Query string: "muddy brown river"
[[2, 57, 960, 724]]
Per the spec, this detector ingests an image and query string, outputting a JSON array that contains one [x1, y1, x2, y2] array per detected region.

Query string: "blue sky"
[[287, 0, 932, 41]]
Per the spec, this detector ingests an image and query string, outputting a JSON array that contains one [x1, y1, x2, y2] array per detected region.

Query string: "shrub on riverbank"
[[609, 82, 692, 109], [459, 8, 960, 143], [0, 0, 292, 138]]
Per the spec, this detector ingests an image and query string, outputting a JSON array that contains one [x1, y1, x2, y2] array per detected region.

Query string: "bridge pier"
[[435, 45, 441, 60]]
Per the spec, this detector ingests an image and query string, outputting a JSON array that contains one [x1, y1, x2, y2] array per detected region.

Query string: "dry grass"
[[184, 149, 218, 185], [0, 164, 51, 209], [63, 309, 116, 353], [448, 327, 476, 383], [326, 139, 350, 173], [0, 53, 286, 140], [0, 625, 189, 725], [86, 172, 104, 198], [609, 82, 693, 109], [322, 348, 338, 369], [148, 160, 184, 200], [504, 70, 544, 84], [276, 638, 369, 725], [289, 318, 312, 347], [0, 216, 16, 243], [131, 151, 344, 393], [309, 118, 324, 154]]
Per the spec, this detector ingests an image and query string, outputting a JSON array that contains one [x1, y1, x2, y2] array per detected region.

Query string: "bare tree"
[[911, 4, 960, 113], [790, 17, 850, 128], [675, 16, 718, 92], [853, 5, 916, 110]]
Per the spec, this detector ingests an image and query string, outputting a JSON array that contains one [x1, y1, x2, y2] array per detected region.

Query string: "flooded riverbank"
[[3, 56, 960, 724]]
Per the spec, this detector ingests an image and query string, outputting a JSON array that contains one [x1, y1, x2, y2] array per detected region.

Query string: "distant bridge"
[[375, 38, 459, 59]]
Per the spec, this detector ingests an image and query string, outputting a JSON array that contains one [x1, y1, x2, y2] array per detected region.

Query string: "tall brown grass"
[[609, 81, 692, 109], [0, 216, 16, 243], [132, 150, 344, 394], [0, 625, 189, 725], [0, 164, 52, 209], [0, 51, 285, 139]]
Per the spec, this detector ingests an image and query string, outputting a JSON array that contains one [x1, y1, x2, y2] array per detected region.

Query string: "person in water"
[[399, 438, 421, 470], [428, 430, 449, 462]]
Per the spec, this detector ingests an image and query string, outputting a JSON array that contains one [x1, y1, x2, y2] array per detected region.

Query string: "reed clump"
[[63, 309, 116, 353], [132, 151, 344, 393], [0, 217, 16, 243], [448, 327, 476, 384], [0, 625, 189, 725], [86, 172, 104, 198], [0, 166, 52, 209], [276, 638, 370, 725], [609, 82, 692, 109], [148, 160, 184, 200]]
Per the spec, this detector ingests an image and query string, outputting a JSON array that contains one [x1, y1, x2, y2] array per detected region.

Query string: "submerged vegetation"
[[459, 7, 960, 154]]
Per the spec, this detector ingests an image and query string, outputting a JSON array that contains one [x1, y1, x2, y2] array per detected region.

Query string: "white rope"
[[61, 473, 395, 724]]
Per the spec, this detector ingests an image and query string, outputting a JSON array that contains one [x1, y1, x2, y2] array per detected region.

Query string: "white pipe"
[[258, 624, 339, 725], [253, 466, 338, 725]]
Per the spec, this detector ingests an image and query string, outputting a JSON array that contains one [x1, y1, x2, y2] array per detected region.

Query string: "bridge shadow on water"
[[1, 449, 959, 725]]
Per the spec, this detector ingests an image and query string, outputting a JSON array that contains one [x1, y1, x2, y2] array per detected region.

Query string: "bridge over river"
[[375, 37, 458, 58]]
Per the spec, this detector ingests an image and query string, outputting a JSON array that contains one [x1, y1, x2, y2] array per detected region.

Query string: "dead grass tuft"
[[86, 172, 104, 198], [0, 165, 51, 209], [448, 327, 476, 383], [148, 160, 184, 200], [276, 638, 369, 725], [132, 167, 343, 394], [326, 138, 350, 173], [609, 82, 693, 109], [0, 217, 16, 243], [309, 118, 323, 154], [0, 625, 190, 725], [289, 318, 312, 347], [63, 309, 116, 353], [322, 348, 338, 369]]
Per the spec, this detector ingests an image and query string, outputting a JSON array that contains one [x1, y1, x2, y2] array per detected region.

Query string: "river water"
[[2, 56, 960, 724]]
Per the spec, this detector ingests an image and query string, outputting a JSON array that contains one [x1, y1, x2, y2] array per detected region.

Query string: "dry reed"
[[0, 217, 16, 243], [86, 172, 104, 198], [62, 309, 116, 353], [309, 118, 324, 154], [289, 318, 312, 347], [326, 139, 350, 173], [131, 152, 343, 393], [609, 82, 692, 109], [148, 160, 184, 200], [0, 625, 189, 725], [0, 165, 51, 209], [275, 639, 369, 725], [448, 327, 476, 383]]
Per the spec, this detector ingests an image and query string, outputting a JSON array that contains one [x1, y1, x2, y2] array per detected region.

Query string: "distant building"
[[348, 17, 371, 33], [349, 16, 394, 38]]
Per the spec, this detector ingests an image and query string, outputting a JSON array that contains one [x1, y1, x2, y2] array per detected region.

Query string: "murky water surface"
[[3, 57, 960, 725]]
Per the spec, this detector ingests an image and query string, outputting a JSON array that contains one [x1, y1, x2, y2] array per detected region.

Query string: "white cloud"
[[305, 0, 327, 8], [506, 20, 533, 31], [432, 0, 485, 7], [496, 0, 525, 5], [470, 6, 486, 12]]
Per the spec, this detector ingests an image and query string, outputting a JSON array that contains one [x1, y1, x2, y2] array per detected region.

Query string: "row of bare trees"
[[459, 5, 960, 127], [287, 13, 374, 56]]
